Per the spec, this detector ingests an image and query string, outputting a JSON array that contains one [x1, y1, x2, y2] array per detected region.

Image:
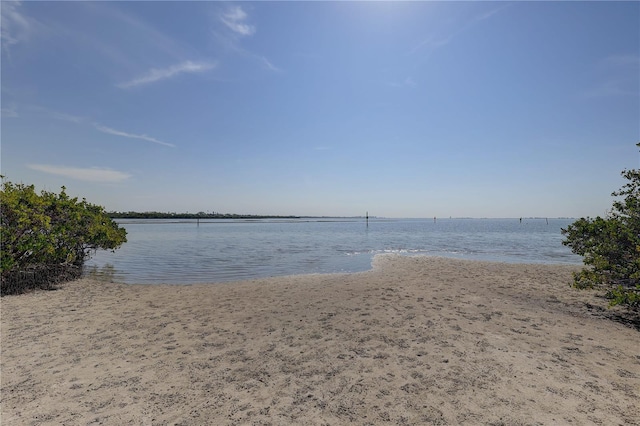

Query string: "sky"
[[1, 1, 638, 218]]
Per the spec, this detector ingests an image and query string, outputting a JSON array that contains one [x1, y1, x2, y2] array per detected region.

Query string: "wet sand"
[[1, 255, 638, 425]]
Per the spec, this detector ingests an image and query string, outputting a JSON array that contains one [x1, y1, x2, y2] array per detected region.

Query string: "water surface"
[[85, 218, 582, 284]]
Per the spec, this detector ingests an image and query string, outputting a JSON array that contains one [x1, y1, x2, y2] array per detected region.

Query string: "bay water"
[[84, 218, 582, 284]]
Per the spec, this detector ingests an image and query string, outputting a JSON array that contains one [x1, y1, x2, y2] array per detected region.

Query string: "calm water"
[[84, 218, 582, 284]]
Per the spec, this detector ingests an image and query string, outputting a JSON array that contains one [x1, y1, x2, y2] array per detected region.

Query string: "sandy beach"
[[1, 255, 638, 425]]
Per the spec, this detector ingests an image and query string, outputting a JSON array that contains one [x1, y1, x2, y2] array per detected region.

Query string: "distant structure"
[[366, 211, 369, 227]]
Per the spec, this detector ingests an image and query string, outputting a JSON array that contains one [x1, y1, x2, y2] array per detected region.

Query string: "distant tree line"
[[107, 211, 301, 220]]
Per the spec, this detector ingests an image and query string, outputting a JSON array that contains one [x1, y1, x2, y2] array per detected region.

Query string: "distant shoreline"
[[108, 212, 574, 221], [108, 212, 303, 220], [108, 212, 374, 220]]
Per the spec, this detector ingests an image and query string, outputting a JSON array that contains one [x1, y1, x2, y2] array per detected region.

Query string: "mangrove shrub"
[[562, 168, 640, 308], [1, 179, 127, 295]]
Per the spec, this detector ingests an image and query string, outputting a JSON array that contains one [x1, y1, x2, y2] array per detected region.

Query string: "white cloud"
[[117, 60, 217, 89], [213, 6, 281, 73], [220, 6, 255, 37], [1, 1, 34, 52], [95, 124, 176, 148], [28, 164, 131, 183]]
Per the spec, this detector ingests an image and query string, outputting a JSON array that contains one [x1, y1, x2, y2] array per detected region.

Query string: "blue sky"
[[1, 1, 638, 218]]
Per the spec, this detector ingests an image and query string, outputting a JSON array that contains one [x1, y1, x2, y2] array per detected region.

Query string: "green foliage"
[[606, 285, 640, 308], [562, 168, 640, 309], [1, 178, 127, 294]]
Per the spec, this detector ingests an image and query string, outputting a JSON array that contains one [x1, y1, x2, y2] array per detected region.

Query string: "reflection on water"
[[84, 263, 120, 283]]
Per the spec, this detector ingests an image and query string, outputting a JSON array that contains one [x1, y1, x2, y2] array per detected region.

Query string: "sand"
[[1, 255, 638, 425]]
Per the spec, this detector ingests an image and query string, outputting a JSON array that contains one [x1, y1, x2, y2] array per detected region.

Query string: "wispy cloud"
[[19, 104, 90, 124], [410, 4, 508, 56], [220, 6, 255, 37], [28, 164, 131, 183], [583, 53, 640, 99], [1, 1, 37, 53], [20, 106, 173, 148], [24, 105, 86, 123], [409, 36, 451, 55], [1, 105, 18, 117], [582, 80, 639, 99], [389, 77, 417, 89], [95, 2, 192, 60], [49, 110, 85, 123], [117, 60, 217, 89], [601, 54, 640, 68], [27, 2, 205, 82], [94, 124, 176, 148], [473, 5, 510, 23], [213, 5, 281, 73], [260, 56, 281, 72]]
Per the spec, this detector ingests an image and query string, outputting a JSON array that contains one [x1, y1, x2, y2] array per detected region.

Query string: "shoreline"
[[85, 252, 584, 286], [2, 256, 638, 425]]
